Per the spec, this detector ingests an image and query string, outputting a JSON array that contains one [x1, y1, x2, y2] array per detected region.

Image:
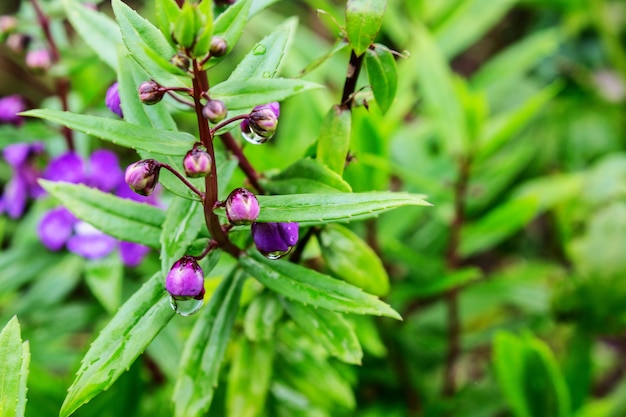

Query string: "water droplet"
[[170, 296, 204, 316], [241, 123, 272, 145], [252, 44, 266, 55], [261, 247, 293, 260], [262, 71, 272, 78]]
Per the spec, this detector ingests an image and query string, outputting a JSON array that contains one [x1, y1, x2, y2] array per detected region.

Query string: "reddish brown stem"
[[159, 163, 205, 200], [210, 114, 250, 135], [340, 49, 365, 111], [219, 132, 265, 194]]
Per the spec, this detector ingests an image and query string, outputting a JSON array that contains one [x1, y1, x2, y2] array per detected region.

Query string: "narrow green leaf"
[[155, 0, 181, 37], [229, 17, 297, 80], [112, 0, 190, 87], [299, 41, 349, 78], [407, 268, 482, 299], [319, 223, 389, 296], [262, 158, 352, 195], [226, 337, 273, 417], [316, 105, 352, 175], [434, 0, 518, 58], [21, 109, 195, 156], [85, 254, 123, 315], [345, 0, 388, 56], [60, 273, 175, 417], [283, 299, 363, 364], [160, 198, 205, 278], [211, 78, 323, 111], [243, 191, 431, 225], [205, 0, 252, 68], [240, 251, 401, 319], [174, 2, 201, 50], [0, 317, 29, 417], [526, 338, 571, 417], [40, 181, 165, 249], [62, 0, 122, 69], [493, 332, 531, 417], [365, 44, 398, 114], [244, 292, 284, 342], [173, 270, 245, 417], [460, 196, 539, 258]]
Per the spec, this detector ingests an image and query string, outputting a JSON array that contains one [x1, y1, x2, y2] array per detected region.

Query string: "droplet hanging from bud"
[[124, 159, 160, 196], [165, 256, 205, 316], [241, 102, 280, 144]]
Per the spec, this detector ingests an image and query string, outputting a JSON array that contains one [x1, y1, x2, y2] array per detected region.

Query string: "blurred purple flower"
[[0, 142, 45, 218], [0, 95, 26, 126], [105, 82, 123, 118], [37, 149, 154, 266]]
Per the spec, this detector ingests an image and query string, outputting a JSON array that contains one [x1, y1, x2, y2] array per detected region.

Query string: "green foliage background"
[[1, 0, 626, 416]]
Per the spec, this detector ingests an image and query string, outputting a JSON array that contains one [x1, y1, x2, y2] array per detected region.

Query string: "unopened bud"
[[165, 255, 205, 300], [0, 16, 18, 35], [170, 51, 190, 72], [105, 82, 123, 118], [183, 147, 212, 178], [202, 99, 227, 123], [248, 102, 279, 140], [209, 36, 228, 57], [251, 222, 299, 259], [138, 81, 164, 105], [25, 49, 52, 71], [225, 188, 260, 225], [124, 159, 160, 196], [6, 33, 31, 54]]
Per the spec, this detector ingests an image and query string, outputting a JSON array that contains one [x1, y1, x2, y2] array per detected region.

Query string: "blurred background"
[[1, 0, 626, 416]]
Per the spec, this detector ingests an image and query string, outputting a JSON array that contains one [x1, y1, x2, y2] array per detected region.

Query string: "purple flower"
[[251, 222, 299, 259], [165, 256, 205, 299], [25, 49, 52, 71], [43, 152, 84, 184], [0, 142, 45, 218], [0, 95, 26, 126], [105, 82, 123, 118], [87, 150, 123, 192]]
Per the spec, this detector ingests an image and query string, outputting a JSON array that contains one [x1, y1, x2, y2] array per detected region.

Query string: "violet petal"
[[38, 207, 76, 250]]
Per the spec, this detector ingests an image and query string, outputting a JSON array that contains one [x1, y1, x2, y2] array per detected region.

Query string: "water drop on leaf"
[[252, 44, 266, 55], [170, 296, 204, 316]]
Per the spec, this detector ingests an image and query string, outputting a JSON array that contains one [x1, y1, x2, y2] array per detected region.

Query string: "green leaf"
[[21, 109, 195, 156], [155, 0, 181, 38], [226, 337, 274, 417], [160, 198, 205, 278], [262, 158, 352, 194], [365, 44, 398, 114], [174, 2, 202, 49], [240, 251, 401, 319], [60, 273, 175, 417], [433, 0, 518, 58], [211, 78, 323, 111], [85, 254, 123, 315], [205, 0, 252, 68], [62, 0, 122, 69], [319, 224, 389, 296], [345, 0, 388, 56], [173, 270, 245, 417], [0, 317, 29, 417], [244, 292, 284, 342], [460, 196, 539, 257], [493, 332, 531, 417], [404, 267, 482, 299], [244, 191, 430, 225], [40, 181, 165, 249], [283, 299, 363, 364], [228, 17, 297, 80], [191, 0, 215, 57], [112, 0, 190, 87], [316, 105, 352, 176]]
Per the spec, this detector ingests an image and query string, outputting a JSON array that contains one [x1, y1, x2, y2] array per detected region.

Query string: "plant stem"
[[219, 131, 265, 194], [340, 49, 365, 111], [191, 59, 240, 257], [442, 156, 471, 397], [159, 163, 205, 200]]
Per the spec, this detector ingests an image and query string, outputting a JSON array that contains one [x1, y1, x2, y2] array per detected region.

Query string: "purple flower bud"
[[25, 49, 52, 71], [170, 52, 190, 72], [138, 80, 164, 105], [209, 36, 228, 57], [202, 99, 227, 123], [225, 188, 260, 225], [124, 159, 160, 196], [165, 256, 205, 299], [248, 102, 279, 140], [183, 147, 212, 178], [105, 82, 123, 117], [0, 95, 26, 126], [0, 16, 18, 34], [251, 222, 299, 259], [6, 33, 31, 54]]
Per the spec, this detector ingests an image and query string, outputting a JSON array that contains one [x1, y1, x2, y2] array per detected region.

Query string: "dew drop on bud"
[[241, 119, 272, 145], [260, 248, 292, 260], [169, 296, 204, 316]]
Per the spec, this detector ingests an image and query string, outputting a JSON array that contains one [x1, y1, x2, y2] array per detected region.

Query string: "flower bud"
[[202, 99, 227, 123], [165, 255, 205, 300], [170, 51, 190, 72], [124, 159, 160, 196], [248, 102, 279, 141], [6, 33, 31, 54], [25, 49, 52, 71], [251, 222, 299, 259], [225, 188, 260, 225], [0, 16, 18, 35], [138, 80, 164, 105], [105, 82, 123, 118], [183, 147, 212, 178], [209, 36, 228, 57]]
